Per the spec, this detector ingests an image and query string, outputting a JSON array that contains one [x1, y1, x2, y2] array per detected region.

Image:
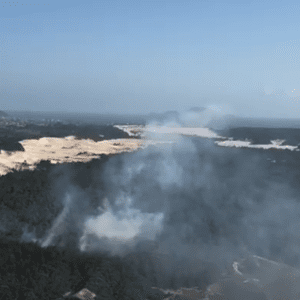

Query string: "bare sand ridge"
[[0, 131, 177, 177], [117, 125, 300, 151], [0, 124, 222, 177], [215, 139, 300, 151], [2, 124, 297, 177], [114, 125, 224, 139], [0, 137, 148, 177]]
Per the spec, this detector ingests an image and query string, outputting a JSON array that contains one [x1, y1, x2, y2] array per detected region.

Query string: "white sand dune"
[[0, 137, 148, 177], [117, 125, 300, 152], [1, 124, 298, 177], [215, 139, 299, 151], [114, 125, 223, 139]]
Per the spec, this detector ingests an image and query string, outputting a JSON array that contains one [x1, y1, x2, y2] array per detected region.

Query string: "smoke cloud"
[[36, 107, 300, 292]]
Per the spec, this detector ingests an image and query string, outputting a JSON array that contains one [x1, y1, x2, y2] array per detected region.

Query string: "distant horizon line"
[[2, 109, 300, 122]]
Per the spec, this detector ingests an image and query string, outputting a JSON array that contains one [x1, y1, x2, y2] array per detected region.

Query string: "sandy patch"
[[3, 124, 295, 177], [114, 125, 224, 139], [0, 137, 150, 177], [215, 139, 299, 151], [151, 286, 205, 300]]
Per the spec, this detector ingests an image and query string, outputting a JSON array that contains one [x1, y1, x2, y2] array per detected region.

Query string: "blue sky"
[[0, 0, 299, 118]]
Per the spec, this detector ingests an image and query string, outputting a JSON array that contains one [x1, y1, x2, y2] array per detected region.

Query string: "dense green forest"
[[0, 236, 169, 300], [0, 159, 170, 300]]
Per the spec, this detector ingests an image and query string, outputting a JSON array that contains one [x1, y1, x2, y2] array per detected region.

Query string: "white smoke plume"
[[38, 106, 300, 293], [40, 193, 73, 248]]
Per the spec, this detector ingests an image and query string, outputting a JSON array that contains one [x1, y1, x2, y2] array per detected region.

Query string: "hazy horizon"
[[1, 0, 299, 118]]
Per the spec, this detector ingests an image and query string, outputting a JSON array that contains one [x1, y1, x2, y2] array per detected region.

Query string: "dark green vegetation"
[[0, 160, 169, 300], [0, 110, 9, 117], [0, 119, 166, 300], [2, 114, 300, 300], [0, 237, 168, 300], [0, 119, 133, 152], [221, 127, 300, 146]]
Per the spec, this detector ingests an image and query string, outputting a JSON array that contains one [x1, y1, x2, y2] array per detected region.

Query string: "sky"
[[0, 0, 299, 118]]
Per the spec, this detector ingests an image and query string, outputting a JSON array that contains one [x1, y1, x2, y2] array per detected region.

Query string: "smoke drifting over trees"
[[1, 110, 300, 299]]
